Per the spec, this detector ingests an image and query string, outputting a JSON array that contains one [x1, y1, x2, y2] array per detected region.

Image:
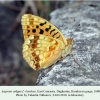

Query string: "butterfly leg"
[[44, 59, 59, 76], [58, 57, 65, 60], [70, 50, 81, 67]]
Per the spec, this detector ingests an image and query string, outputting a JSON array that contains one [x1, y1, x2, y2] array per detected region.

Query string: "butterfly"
[[21, 14, 73, 71]]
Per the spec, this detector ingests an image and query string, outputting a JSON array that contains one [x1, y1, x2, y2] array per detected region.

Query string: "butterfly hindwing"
[[23, 35, 65, 70]]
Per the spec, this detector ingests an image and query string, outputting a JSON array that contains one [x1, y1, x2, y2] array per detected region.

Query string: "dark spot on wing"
[[50, 29, 55, 34], [39, 29, 44, 34], [45, 25, 51, 32], [36, 25, 39, 28], [32, 29, 36, 33], [52, 32, 59, 37], [56, 35, 60, 39], [27, 30, 30, 33], [40, 21, 47, 26]]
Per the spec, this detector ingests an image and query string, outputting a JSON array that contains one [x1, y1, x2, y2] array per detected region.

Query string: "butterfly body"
[[21, 14, 73, 70]]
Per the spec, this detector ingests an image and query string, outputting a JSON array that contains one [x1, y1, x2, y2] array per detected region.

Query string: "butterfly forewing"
[[21, 14, 67, 44]]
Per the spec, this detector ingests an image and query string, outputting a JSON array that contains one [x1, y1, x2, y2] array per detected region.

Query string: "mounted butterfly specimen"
[[21, 14, 73, 70]]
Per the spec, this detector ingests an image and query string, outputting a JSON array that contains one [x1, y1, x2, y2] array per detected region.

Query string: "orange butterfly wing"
[[22, 14, 67, 43], [21, 14, 73, 70]]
